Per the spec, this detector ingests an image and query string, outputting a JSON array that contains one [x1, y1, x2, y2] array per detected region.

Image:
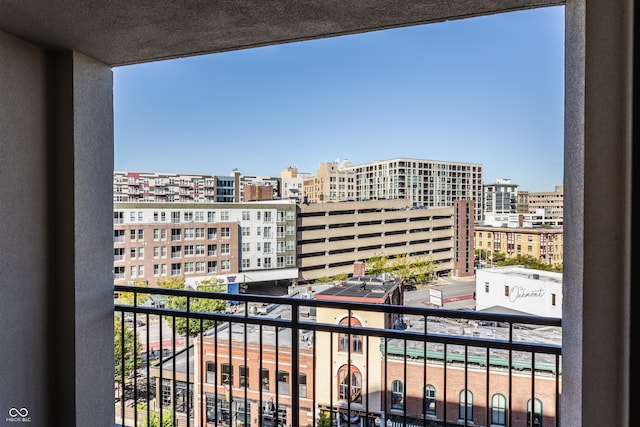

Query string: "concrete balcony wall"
[[0, 31, 114, 426]]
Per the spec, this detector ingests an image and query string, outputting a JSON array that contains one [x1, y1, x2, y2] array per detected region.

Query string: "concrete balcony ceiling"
[[1, 0, 562, 66]]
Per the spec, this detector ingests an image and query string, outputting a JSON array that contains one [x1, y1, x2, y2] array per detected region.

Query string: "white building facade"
[[475, 266, 562, 318]]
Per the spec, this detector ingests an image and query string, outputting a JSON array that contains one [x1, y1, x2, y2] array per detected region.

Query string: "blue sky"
[[114, 6, 564, 192]]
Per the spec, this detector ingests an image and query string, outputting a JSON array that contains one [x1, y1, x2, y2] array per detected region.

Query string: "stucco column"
[[1, 32, 114, 426], [563, 0, 632, 426]]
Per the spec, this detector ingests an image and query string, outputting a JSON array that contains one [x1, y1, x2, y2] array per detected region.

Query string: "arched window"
[[338, 317, 363, 354], [391, 380, 404, 410], [527, 398, 543, 427], [424, 384, 436, 416], [338, 365, 362, 403], [458, 390, 473, 421], [491, 394, 507, 426]]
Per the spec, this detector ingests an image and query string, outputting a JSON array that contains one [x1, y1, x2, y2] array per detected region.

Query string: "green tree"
[[137, 406, 174, 427], [158, 276, 228, 337], [114, 317, 142, 385], [364, 252, 436, 284], [116, 279, 151, 306], [365, 253, 389, 277], [317, 412, 333, 427]]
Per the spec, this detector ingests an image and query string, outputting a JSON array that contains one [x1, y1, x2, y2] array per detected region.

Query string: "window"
[[130, 248, 136, 259], [207, 211, 215, 222], [261, 368, 270, 391], [184, 228, 194, 239], [242, 259, 250, 269], [184, 262, 194, 273], [299, 374, 307, 398], [424, 385, 436, 416], [138, 229, 143, 240], [184, 245, 194, 256], [459, 390, 473, 421], [174, 380, 192, 414], [161, 264, 167, 276], [138, 247, 144, 259], [263, 257, 271, 268], [171, 263, 181, 276], [207, 227, 217, 240], [526, 398, 543, 427], [221, 260, 230, 271], [195, 211, 204, 222], [221, 227, 230, 238], [114, 229, 125, 243], [206, 361, 216, 383], [138, 265, 144, 277], [221, 243, 230, 254], [338, 366, 362, 403], [552, 293, 557, 306], [130, 229, 136, 241], [338, 317, 363, 353], [207, 261, 217, 273], [242, 227, 250, 237], [242, 242, 250, 253], [196, 261, 205, 272], [153, 264, 159, 276], [504, 285, 510, 297], [171, 245, 182, 258], [239, 365, 249, 388], [491, 394, 507, 426], [264, 211, 272, 222], [153, 228, 159, 240], [208, 244, 217, 256], [277, 371, 290, 395], [114, 266, 125, 279], [184, 211, 193, 222], [391, 380, 404, 410], [221, 363, 233, 385], [195, 227, 205, 239], [220, 211, 230, 221], [242, 211, 250, 220], [171, 228, 182, 241]]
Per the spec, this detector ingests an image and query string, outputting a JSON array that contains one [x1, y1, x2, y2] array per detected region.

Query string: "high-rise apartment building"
[[302, 161, 356, 203], [346, 158, 484, 221], [525, 186, 564, 225], [482, 178, 519, 219], [280, 167, 307, 203], [113, 201, 298, 288], [114, 170, 241, 203]]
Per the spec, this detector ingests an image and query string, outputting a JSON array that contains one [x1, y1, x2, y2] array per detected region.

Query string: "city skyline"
[[114, 6, 564, 192]]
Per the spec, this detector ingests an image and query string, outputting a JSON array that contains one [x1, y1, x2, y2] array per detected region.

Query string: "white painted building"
[[475, 266, 562, 318]]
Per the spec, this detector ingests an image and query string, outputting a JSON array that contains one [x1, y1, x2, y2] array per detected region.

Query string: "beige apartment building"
[[296, 199, 462, 281], [475, 225, 563, 266], [525, 186, 564, 225], [303, 161, 356, 203]]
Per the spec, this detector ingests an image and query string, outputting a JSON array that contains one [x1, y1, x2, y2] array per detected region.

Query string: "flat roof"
[[313, 276, 399, 303]]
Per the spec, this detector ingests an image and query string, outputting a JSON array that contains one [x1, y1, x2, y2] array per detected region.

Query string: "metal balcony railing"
[[114, 285, 561, 427]]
